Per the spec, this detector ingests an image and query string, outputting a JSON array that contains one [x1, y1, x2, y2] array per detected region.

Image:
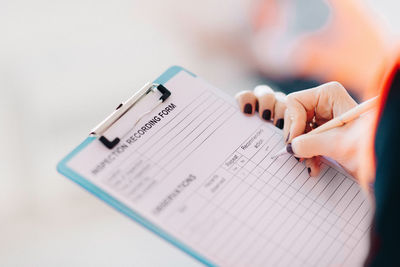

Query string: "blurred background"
[[1, 0, 399, 266]]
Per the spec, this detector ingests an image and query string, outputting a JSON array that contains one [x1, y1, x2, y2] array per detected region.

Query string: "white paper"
[[67, 71, 372, 266]]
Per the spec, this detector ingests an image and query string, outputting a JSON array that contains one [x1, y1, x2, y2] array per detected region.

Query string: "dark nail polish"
[[308, 168, 311, 175], [276, 119, 284, 129], [262, 109, 271, 121], [286, 143, 294, 154], [244, 103, 252, 114], [255, 101, 259, 112], [295, 157, 300, 162], [285, 133, 290, 142]]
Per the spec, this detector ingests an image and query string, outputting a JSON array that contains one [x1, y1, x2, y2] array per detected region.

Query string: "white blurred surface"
[[0, 0, 399, 266]]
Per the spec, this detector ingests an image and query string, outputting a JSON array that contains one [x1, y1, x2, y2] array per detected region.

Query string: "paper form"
[[67, 71, 372, 266]]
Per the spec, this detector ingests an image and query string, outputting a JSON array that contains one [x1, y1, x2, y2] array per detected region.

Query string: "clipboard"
[[57, 66, 214, 266], [57, 66, 371, 266]]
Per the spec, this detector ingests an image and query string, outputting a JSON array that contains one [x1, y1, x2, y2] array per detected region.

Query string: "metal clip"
[[90, 83, 171, 149]]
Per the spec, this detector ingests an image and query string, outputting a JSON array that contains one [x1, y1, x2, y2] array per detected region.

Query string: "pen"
[[271, 96, 379, 159]]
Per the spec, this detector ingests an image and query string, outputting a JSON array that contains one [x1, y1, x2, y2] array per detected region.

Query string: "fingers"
[[235, 91, 257, 116], [320, 82, 357, 118], [254, 85, 275, 121], [304, 157, 321, 177], [283, 110, 290, 142], [273, 92, 286, 129], [290, 127, 341, 159], [285, 82, 357, 142], [236, 85, 287, 129], [285, 91, 313, 143]]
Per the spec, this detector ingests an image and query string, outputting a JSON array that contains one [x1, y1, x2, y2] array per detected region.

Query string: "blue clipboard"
[[57, 66, 215, 267]]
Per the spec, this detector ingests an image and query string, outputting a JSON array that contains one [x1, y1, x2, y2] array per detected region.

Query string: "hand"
[[236, 82, 377, 185]]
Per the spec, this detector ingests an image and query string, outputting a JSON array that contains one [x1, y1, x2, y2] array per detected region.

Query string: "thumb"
[[290, 128, 340, 159]]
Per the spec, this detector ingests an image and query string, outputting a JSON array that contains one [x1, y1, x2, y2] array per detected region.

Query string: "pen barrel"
[[308, 96, 379, 135], [308, 118, 344, 135]]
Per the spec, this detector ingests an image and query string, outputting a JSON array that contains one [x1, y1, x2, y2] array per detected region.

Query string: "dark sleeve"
[[366, 69, 400, 267]]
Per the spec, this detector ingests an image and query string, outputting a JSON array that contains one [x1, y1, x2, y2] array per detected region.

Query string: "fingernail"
[[308, 168, 311, 175], [285, 133, 290, 143], [262, 109, 271, 121], [255, 101, 259, 112], [276, 119, 284, 129], [286, 143, 294, 154], [295, 157, 300, 162], [244, 103, 252, 114]]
